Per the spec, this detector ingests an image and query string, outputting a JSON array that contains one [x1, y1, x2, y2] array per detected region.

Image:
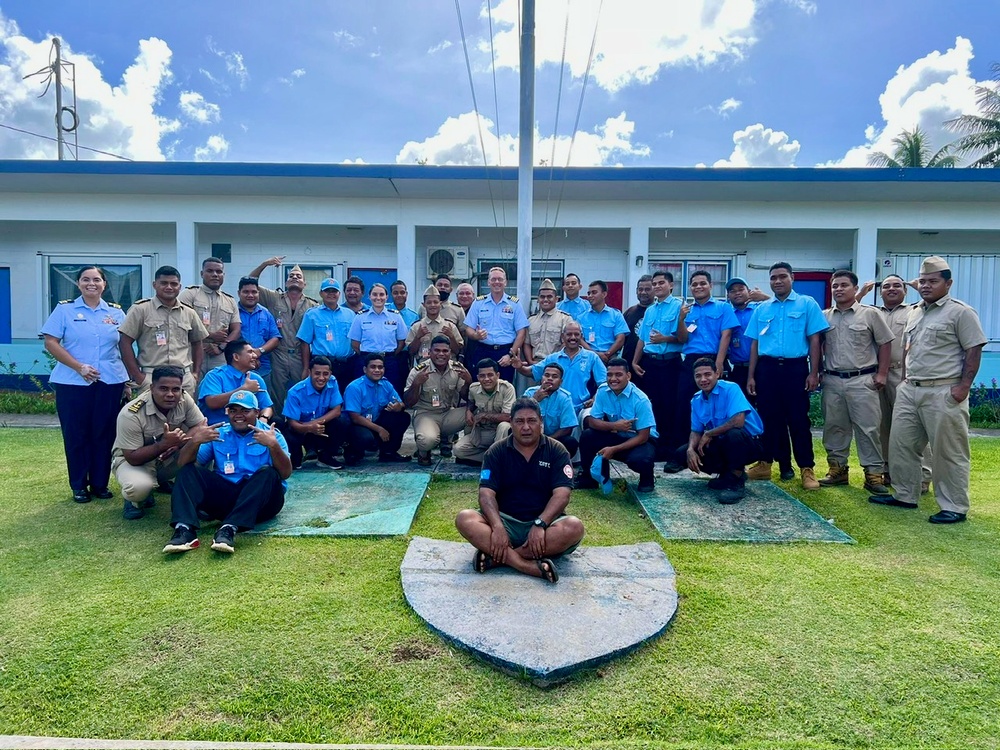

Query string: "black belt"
[[643, 352, 680, 361], [477, 342, 514, 350], [683, 353, 717, 363], [824, 366, 877, 379], [730, 361, 750, 368], [759, 356, 807, 365]]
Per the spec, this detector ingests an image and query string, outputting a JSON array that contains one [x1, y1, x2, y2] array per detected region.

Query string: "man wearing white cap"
[[874, 256, 986, 524]]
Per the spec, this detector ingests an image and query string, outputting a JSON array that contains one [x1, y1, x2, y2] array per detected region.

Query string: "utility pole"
[[516, 0, 535, 309], [53, 37, 65, 160], [23, 37, 79, 160]]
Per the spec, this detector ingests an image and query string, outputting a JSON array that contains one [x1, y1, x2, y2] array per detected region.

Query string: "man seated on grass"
[[198, 339, 274, 425], [522, 363, 580, 458], [164, 390, 291, 555], [342, 353, 411, 465], [282, 355, 349, 470], [672, 357, 764, 504], [456, 397, 585, 584]]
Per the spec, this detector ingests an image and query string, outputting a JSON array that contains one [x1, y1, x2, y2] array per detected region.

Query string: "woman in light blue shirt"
[[41, 266, 129, 503]]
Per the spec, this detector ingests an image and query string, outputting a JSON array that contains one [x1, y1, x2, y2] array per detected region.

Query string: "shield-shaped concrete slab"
[[401, 536, 678, 685]]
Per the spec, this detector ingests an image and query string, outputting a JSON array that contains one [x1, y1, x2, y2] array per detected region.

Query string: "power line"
[[541, 0, 572, 264], [485, 0, 511, 256], [0, 122, 133, 161]]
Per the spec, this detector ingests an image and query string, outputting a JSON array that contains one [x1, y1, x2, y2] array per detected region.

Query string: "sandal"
[[473, 549, 497, 573], [535, 558, 559, 584]]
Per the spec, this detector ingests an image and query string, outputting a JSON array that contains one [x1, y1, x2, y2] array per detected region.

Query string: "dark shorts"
[[478, 510, 580, 557]]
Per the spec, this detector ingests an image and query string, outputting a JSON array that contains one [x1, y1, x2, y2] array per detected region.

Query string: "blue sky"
[[0, 1, 997, 166]]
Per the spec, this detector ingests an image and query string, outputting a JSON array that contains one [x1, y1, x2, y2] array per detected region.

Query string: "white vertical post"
[[516, 0, 535, 309], [854, 225, 879, 304], [627, 224, 650, 308], [397, 221, 417, 304], [175, 221, 197, 286]]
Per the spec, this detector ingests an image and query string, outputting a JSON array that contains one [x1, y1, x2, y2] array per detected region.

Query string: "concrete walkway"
[[0, 738, 536, 750]]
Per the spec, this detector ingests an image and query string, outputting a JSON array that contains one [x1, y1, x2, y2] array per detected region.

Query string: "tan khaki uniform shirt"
[[467, 380, 516, 418], [903, 295, 987, 380], [405, 360, 467, 413], [111, 391, 204, 462], [257, 287, 319, 352], [119, 297, 209, 370], [405, 316, 462, 364], [822, 302, 895, 371], [879, 303, 912, 369], [178, 285, 239, 357], [419, 300, 466, 330], [527, 309, 572, 362]]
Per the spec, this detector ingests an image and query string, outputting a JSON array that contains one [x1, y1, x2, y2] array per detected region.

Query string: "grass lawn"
[[1, 428, 999, 749]]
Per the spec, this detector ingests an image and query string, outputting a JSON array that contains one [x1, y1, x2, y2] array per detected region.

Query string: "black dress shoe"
[[90, 487, 114, 500], [868, 495, 918, 508], [72, 490, 92, 504], [779, 468, 795, 481], [928, 510, 967, 524], [156, 480, 173, 494]]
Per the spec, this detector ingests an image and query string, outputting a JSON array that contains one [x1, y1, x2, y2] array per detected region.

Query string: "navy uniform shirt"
[[41, 297, 128, 385], [196, 420, 290, 489], [465, 293, 529, 345], [282, 378, 344, 422], [198, 365, 273, 424], [479, 435, 574, 522], [348, 308, 409, 352], [238, 304, 281, 375], [296, 305, 357, 360], [727, 303, 759, 364]]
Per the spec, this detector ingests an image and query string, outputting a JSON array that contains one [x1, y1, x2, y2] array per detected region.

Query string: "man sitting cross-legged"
[[456, 397, 586, 583], [163, 390, 291, 555], [522, 362, 579, 458], [671, 357, 765, 504], [282, 355, 349, 470]]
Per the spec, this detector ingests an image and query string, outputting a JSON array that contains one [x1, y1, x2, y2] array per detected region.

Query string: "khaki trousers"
[[889, 382, 971, 513], [112, 456, 180, 504], [453, 422, 512, 463], [413, 408, 467, 453], [268, 347, 302, 417], [201, 352, 225, 376], [821, 374, 885, 472], [881, 368, 932, 482]]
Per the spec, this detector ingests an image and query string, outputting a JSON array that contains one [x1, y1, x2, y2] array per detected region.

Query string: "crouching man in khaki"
[[111, 366, 205, 521], [403, 335, 473, 466]]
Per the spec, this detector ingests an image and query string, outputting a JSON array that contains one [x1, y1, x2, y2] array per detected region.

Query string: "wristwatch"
[[533, 518, 548, 529]]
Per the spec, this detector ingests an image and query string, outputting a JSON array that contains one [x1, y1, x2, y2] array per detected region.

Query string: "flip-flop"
[[536, 558, 559, 584], [473, 549, 497, 573]]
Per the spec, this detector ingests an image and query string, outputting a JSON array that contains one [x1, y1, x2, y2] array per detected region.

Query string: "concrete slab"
[[632, 472, 855, 544], [401, 537, 678, 686], [252, 471, 430, 536]]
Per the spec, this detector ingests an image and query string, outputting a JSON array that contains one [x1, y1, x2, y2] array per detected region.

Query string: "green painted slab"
[[634, 475, 854, 544], [252, 470, 430, 536]]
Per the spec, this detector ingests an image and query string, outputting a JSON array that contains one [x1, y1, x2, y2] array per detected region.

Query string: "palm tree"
[[867, 127, 957, 168], [947, 62, 1000, 168]]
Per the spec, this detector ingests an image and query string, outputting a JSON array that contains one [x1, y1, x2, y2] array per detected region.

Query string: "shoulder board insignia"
[[414, 362, 428, 370], [133, 298, 151, 305], [305, 295, 319, 303], [179, 300, 198, 310], [387, 308, 400, 314], [186, 285, 199, 289], [127, 398, 146, 413], [450, 360, 464, 368], [109, 302, 122, 309], [510, 295, 519, 302], [476, 294, 487, 300], [59, 299, 73, 305], [220, 290, 234, 298]]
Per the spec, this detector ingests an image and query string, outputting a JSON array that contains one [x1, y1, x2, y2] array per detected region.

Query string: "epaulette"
[[186, 285, 199, 289], [386, 308, 401, 315], [449, 360, 465, 368], [414, 361, 428, 370], [133, 298, 151, 305], [179, 301, 198, 310], [950, 298, 972, 308], [509, 295, 519, 302], [127, 398, 146, 414], [476, 294, 487, 300], [108, 302, 122, 309], [59, 299, 73, 304], [219, 290, 234, 298], [305, 295, 319, 303]]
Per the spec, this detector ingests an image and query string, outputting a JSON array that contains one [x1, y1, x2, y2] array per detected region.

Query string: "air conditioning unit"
[[426, 246, 471, 280]]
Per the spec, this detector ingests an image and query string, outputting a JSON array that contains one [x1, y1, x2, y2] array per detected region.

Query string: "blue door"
[[793, 278, 830, 309], [0, 268, 11, 344], [349, 268, 398, 306]]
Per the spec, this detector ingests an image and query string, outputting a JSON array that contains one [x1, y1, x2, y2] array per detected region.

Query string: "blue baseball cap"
[[227, 390, 259, 409], [589, 455, 614, 496], [726, 276, 749, 291], [320, 278, 341, 292]]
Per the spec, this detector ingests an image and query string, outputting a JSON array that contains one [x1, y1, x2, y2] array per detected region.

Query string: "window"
[[43, 256, 153, 315], [649, 259, 732, 299], [475, 259, 565, 300]]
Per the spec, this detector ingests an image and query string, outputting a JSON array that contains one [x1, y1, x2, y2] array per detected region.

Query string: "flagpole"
[[516, 0, 535, 310]]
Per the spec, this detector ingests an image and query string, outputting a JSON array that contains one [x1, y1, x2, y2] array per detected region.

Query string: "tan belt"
[[906, 377, 960, 387], [141, 365, 192, 373]]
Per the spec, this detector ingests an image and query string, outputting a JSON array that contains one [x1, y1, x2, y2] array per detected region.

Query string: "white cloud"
[[713, 123, 800, 166], [194, 134, 229, 161], [207, 37, 248, 89], [291, 68, 305, 78], [485, 0, 767, 92], [341, 157, 367, 164], [277, 68, 306, 86], [178, 91, 220, 124], [395, 110, 649, 167], [0, 13, 178, 160], [428, 40, 453, 54], [718, 97, 742, 116], [831, 36, 983, 166], [332, 30, 363, 48]]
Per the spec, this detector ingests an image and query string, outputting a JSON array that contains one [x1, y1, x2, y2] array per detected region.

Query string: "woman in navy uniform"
[[42, 266, 129, 503]]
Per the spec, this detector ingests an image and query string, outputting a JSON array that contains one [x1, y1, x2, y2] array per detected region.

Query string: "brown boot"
[[801, 467, 820, 490], [818, 462, 849, 487], [747, 461, 773, 480], [864, 471, 890, 495]]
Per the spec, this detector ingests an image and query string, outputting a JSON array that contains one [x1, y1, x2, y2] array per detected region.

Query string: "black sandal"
[[535, 558, 559, 584], [473, 549, 497, 573]]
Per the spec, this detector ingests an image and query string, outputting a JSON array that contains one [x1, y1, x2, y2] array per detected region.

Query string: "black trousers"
[[755, 356, 814, 470], [551, 434, 579, 458], [170, 464, 285, 531], [580, 429, 657, 483], [639, 354, 680, 459], [670, 428, 763, 474], [466, 341, 515, 383], [329, 358, 355, 397], [54, 381, 124, 492], [675, 354, 727, 453], [355, 352, 407, 397], [727, 362, 755, 405], [284, 415, 350, 467], [346, 410, 411, 458]]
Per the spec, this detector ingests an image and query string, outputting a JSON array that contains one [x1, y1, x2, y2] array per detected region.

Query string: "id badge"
[[431, 392, 441, 408], [760, 323, 770, 336], [223, 460, 236, 475], [686, 323, 698, 333], [276, 316, 283, 329], [365, 412, 373, 421], [588, 331, 595, 343], [325, 328, 334, 342], [155, 329, 167, 346], [201, 309, 211, 326]]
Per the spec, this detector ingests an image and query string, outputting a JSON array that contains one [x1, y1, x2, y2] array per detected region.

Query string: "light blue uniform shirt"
[[238, 304, 281, 375], [296, 305, 357, 360], [41, 297, 128, 386], [343, 376, 402, 421], [348, 308, 409, 352], [638, 297, 683, 356], [727, 303, 759, 364], [530, 349, 607, 411], [388, 303, 420, 327], [465, 293, 529, 345], [282, 378, 343, 422], [196, 420, 290, 489], [198, 365, 273, 424], [745, 291, 829, 358], [557, 296, 590, 320], [590, 381, 658, 439], [682, 299, 740, 356], [578, 306, 630, 352], [523, 386, 578, 435], [691, 379, 763, 436]]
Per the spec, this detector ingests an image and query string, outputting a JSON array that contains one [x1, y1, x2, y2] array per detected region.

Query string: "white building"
[[1, 161, 998, 381]]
